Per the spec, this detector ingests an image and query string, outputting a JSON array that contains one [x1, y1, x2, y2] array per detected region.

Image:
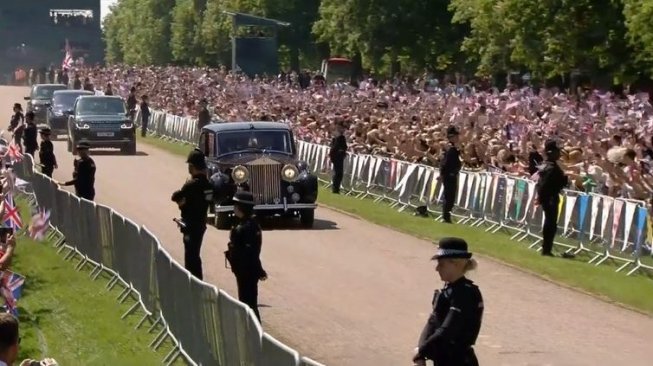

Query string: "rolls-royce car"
[[24, 84, 68, 123], [46, 90, 94, 136], [66, 95, 136, 155], [200, 122, 319, 229]]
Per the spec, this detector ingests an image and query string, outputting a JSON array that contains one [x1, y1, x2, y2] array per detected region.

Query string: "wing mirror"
[[23, 96, 30, 100], [65, 109, 74, 115]]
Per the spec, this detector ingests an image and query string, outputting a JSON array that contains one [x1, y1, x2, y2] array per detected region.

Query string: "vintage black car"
[[66, 95, 136, 154], [200, 122, 318, 229], [47, 90, 94, 137], [24, 84, 68, 124]]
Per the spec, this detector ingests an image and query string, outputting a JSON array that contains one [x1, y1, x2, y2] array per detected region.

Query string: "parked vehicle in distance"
[[66, 95, 136, 155], [46, 90, 94, 137], [24, 84, 68, 123], [201, 122, 319, 229]]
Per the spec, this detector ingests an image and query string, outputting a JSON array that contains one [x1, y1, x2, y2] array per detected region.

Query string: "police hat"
[[13, 103, 21, 110], [186, 148, 207, 169], [544, 139, 560, 154], [76, 140, 91, 150], [446, 126, 460, 137], [233, 191, 255, 206], [431, 237, 473, 260], [39, 127, 51, 135]]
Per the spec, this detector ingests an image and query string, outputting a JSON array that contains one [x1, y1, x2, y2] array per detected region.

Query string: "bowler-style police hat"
[[447, 126, 460, 137], [233, 191, 255, 206], [186, 148, 207, 169], [39, 127, 52, 135], [544, 139, 560, 154], [76, 140, 91, 150], [431, 237, 473, 260]]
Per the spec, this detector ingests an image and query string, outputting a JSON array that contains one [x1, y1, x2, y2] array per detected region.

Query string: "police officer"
[[38, 127, 57, 178], [197, 98, 211, 130], [329, 123, 347, 194], [225, 191, 267, 321], [439, 126, 462, 223], [57, 140, 96, 201], [534, 140, 569, 256], [171, 148, 212, 280], [22, 111, 38, 157], [8, 103, 24, 150], [413, 237, 483, 366]]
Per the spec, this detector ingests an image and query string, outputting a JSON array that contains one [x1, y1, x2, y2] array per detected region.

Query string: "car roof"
[[53, 90, 94, 95], [76, 95, 124, 100], [33, 84, 67, 88], [203, 121, 291, 132]]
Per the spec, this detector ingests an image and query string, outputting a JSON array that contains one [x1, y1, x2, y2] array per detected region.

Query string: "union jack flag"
[[29, 208, 50, 241], [62, 38, 73, 70], [0, 271, 25, 316], [6, 143, 22, 163], [2, 194, 22, 230]]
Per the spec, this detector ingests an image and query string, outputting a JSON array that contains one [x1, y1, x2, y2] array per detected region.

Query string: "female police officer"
[[224, 191, 267, 321], [413, 237, 484, 366]]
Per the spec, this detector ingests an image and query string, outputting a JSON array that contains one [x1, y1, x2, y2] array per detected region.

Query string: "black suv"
[[47, 90, 94, 137], [24, 84, 68, 124], [66, 95, 136, 154]]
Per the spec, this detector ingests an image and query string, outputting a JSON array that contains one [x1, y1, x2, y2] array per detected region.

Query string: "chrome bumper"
[[214, 202, 317, 213]]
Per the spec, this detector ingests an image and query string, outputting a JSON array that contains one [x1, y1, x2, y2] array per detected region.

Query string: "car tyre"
[[215, 212, 231, 230], [121, 141, 137, 155], [300, 209, 315, 228]]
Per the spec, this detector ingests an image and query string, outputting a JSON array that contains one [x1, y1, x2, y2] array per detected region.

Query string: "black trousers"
[[331, 157, 344, 193], [541, 197, 559, 255], [42, 165, 54, 178], [25, 146, 36, 157], [183, 226, 206, 280], [76, 189, 95, 201], [430, 347, 479, 366], [141, 118, 149, 137], [442, 176, 458, 222], [236, 274, 260, 321]]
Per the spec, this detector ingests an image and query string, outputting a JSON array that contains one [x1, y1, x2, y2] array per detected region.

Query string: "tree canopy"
[[103, 0, 653, 84]]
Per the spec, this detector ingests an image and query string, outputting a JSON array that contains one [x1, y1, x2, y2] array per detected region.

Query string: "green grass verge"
[[13, 199, 185, 365], [137, 133, 653, 315]]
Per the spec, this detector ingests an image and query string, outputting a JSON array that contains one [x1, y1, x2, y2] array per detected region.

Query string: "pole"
[[231, 20, 237, 72]]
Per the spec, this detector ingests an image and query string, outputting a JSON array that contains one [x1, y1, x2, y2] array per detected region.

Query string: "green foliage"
[[102, 0, 653, 83]]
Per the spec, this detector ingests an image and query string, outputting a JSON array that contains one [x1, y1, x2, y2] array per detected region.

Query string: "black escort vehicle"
[[46, 90, 94, 137]]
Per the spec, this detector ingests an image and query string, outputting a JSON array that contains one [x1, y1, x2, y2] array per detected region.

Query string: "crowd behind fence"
[[12, 152, 324, 366], [135, 109, 653, 277]]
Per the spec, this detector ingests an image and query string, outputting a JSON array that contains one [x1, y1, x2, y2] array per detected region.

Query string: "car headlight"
[[75, 123, 90, 129], [53, 110, 63, 117], [281, 164, 299, 182], [120, 122, 133, 129], [231, 165, 249, 184]]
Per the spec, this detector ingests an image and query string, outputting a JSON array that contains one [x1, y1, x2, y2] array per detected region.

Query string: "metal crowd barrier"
[[136, 109, 653, 277], [14, 153, 325, 366]]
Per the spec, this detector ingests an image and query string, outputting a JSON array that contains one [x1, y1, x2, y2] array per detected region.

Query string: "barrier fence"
[[135, 109, 653, 277], [13, 153, 324, 366]]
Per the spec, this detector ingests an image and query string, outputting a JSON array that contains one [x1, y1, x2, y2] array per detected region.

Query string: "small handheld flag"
[[6, 143, 22, 163], [29, 208, 51, 241], [2, 194, 22, 230]]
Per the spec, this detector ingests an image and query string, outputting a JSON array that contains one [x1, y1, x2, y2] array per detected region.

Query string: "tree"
[[624, 0, 653, 74]]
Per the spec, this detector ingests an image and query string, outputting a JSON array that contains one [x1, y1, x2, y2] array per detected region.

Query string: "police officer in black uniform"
[[58, 140, 96, 201], [535, 140, 569, 256], [329, 123, 347, 194], [22, 111, 38, 157], [197, 98, 211, 130], [413, 237, 484, 366], [171, 148, 212, 280], [225, 191, 267, 321], [38, 127, 57, 178], [439, 126, 462, 223]]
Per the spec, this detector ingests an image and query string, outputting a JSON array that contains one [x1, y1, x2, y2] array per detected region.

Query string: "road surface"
[[3, 86, 653, 366]]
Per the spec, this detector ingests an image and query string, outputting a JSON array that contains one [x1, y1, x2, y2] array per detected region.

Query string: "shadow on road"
[[87, 150, 149, 157], [259, 217, 338, 231]]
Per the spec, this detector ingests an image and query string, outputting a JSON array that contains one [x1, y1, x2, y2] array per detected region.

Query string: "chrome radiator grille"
[[248, 164, 283, 204]]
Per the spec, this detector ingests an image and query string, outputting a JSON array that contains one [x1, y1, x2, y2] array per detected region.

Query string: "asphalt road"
[[3, 85, 653, 366]]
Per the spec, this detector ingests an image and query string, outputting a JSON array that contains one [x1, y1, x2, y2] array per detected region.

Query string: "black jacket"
[[39, 140, 57, 167], [226, 217, 265, 278], [535, 160, 568, 201], [440, 144, 462, 178], [64, 156, 96, 197], [329, 135, 347, 160], [23, 123, 38, 151], [171, 173, 212, 229]]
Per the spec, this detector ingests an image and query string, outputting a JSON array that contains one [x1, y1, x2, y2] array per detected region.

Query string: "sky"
[[101, 0, 117, 21]]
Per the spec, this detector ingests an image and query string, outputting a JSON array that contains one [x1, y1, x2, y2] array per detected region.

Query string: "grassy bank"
[[137, 133, 653, 315], [13, 200, 183, 365]]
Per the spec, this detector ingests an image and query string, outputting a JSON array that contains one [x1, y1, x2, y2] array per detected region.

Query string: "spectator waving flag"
[[62, 38, 73, 71], [1, 169, 16, 194], [0, 271, 25, 316], [29, 208, 51, 241], [2, 194, 22, 230], [7, 143, 23, 163]]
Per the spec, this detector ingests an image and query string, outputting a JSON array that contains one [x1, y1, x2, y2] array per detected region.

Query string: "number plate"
[[96, 132, 115, 137]]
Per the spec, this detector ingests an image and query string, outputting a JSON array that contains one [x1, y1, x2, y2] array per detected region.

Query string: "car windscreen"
[[217, 130, 293, 155], [31, 86, 67, 99], [76, 98, 127, 116], [52, 93, 88, 109]]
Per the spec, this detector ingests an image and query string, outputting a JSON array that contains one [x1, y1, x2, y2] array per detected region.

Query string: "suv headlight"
[[281, 164, 299, 182], [231, 165, 249, 184], [75, 123, 90, 129], [120, 122, 133, 129]]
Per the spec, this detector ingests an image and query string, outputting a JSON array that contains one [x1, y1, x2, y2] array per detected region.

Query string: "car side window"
[[198, 132, 208, 155], [207, 132, 215, 157]]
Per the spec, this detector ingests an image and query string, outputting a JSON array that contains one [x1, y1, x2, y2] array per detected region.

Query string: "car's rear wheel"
[[300, 209, 315, 228], [215, 212, 231, 230]]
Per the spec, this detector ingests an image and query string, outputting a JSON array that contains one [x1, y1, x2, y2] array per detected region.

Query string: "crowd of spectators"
[[49, 13, 93, 27], [60, 65, 653, 202]]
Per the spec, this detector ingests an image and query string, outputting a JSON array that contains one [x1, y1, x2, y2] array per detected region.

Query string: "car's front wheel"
[[300, 209, 315, 228], [121, 141, 137, 155]]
